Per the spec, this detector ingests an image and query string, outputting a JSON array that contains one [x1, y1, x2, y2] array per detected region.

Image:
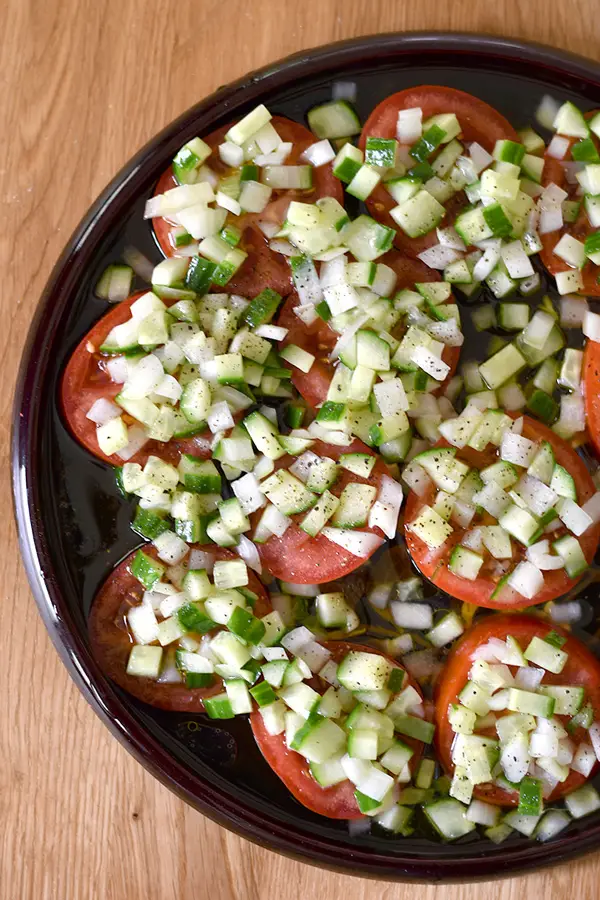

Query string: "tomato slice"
[[153, 116, 343, 298], [435, 614, 600, 805], [88, 544, 270, 712], [540, 111, 600, 296], [404, 415, 600, 608], [583, 339, 600, 456], [60, 292, 214, 466], [358, 86, 519, 258], [250, 640, 425, 819], [277, 252, 460, 408], [251, 439, 392, 584]]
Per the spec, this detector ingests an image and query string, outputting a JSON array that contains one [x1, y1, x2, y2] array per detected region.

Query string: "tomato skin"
[[358, 86, 518, 258], [153, 116, 343, 298], [250, 641, 425, 819], [88, 545, 270, 712], [404, 415, 600, 608], [252, 439, 392, 584], [583, 339, 600, 456], [60, 292, 213, 467], [540, 111, 600, 296], [277, 251, 459, 408], [434, 615, 600, 805]]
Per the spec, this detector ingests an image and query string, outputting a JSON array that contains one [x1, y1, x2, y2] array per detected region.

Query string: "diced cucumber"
[[390, 190, 445, 238], [424, 798, 476, 840], [337, 651, 394, 692], [507, 688, 555, 718]]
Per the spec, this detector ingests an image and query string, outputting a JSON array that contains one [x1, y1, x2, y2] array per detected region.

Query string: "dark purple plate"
[[12, 32, 600, 882]]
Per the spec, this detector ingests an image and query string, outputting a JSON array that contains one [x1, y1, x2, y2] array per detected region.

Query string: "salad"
[[62, 85, 600, 843]]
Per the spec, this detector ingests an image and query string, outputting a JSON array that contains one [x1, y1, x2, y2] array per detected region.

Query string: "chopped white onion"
[[548, 600, 582, 624], [526, 539, 565, 571], [500, 432, 537, 467], [235, 534, 262, 573], [560, 294, 589, 328], [301, 139, 335, 167], [320, 527, 384, 558], [469, 142, 493, 173], [507, 560, 544, 599], [557, 497, 594, 536], [417, 244, 462, 270], [546, 135, 570, 159], [232, 473, 265, 514], [207, 401, 235, 433], [396, 107, 422, 143], [86, 398, 121, 425], [584, 310, 600, 343]]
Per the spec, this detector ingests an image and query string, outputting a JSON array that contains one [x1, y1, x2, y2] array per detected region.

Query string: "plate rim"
[[12, 31, 600, 883]]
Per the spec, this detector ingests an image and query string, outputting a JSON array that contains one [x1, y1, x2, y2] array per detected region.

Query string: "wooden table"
[[2, 1, 600, 897]]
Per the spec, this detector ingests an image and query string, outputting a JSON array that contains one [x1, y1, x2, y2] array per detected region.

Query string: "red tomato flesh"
[[404, 416, 600, 608], [251, 439, 393, 584], [277, 251, 460, 408], [61, 292, 214, 467], [153, 116, 343, 298], [583, 339, 600, 457], [434, 614, 600, 805], [88, 544, 270, 712], [359, 86, 519, 258], [540, 111, 600, 296], [250, 640, 425, 819]]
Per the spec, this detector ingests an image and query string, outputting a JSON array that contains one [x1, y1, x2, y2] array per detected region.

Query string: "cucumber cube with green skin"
[[178, 457, 222, 494], [493, 140, 525, 166], [526, 389, 558, 424], [552, 534, 588, 577], [391, 190, 445, 238], [337, 651, 395, 692], [185, 672, 214, 688], [538, 685, 585, 716], [172, 137, 211, 184], [316, 401, 346, 425], [410, 124, 447, 162], [126, 645, 163, 679], [240, 164, 259, 182], [517, 776, 543, 816], [204, 693, 235, 719], [290, 716, 347, 763], [365, 137, 398, 167], [185, 256, 216, 295], [249, 681, 278, 707], [305, 458, 339, 494], [177, 602, 217, 635], [571, 137, 600, 163], [182, 569, 212, 601], [131, 551, 166, 589], [332, 143, 363, 183], [132, 508, 170, 541], [300, 490, 339, 537], [394, 715, 435, 743], [507, 688, 555, 718], [550, 465, 577, 500], [244, 411, 285, 460], [243, 288, 283, 328], [482, 202, 513, 237], [227, 606, 266, 644], [524, 636, 567, 674], [354, 790, 382, 813]]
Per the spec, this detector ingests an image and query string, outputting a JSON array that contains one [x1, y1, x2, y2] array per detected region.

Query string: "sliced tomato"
[[583, 339, 600, 456], [153, 116, 343, 298], [61, 292, 213, 466], [358, 86, 519, 258], [435, 614, 600, 805], [404, 415, 600, 608], [250, 640, 425, 819], [540, 111, 600, 296], [251, 439, 393, 584], [89, 544, 270, 712], [277, 252, 459, 408]]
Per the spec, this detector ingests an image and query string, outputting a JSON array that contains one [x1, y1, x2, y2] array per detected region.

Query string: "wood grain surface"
[[2, 1, 600, 897]]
